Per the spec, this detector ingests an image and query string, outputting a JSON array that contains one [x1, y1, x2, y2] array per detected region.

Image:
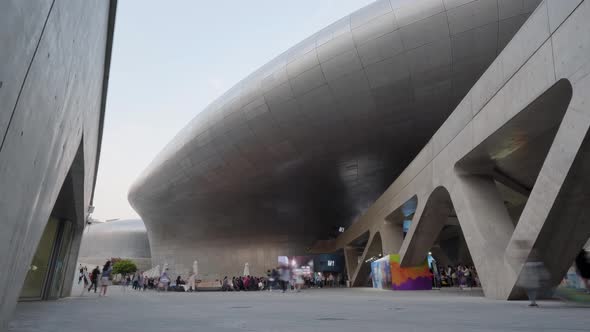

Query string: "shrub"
[[112, 259, 137, 276]]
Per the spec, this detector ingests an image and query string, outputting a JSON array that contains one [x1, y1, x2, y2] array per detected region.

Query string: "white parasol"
[[144, 264, 160, 278], [243, 262, 250, 276], [156, 265, 161, 277], [193, 260, 199, 276]]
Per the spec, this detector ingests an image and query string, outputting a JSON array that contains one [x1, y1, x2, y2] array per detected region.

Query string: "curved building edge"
[[128, 0, 542, 280]]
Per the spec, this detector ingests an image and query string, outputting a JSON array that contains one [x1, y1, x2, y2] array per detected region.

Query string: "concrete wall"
[[0, 0, 115, 329]]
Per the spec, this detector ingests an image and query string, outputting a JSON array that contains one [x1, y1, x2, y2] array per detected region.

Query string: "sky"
[[92, 0, 375, 221]]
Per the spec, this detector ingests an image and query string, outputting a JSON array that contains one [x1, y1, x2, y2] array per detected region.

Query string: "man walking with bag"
[[88, 266, 100, 293]]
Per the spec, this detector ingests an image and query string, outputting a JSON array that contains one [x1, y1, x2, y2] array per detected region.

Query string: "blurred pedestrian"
[[132, 272, 140, 290], [78, 264, 84, 284], [575, 249, 590, 292], [137, 271, 144, 291], [279, 266, 290, 293], [99, 261, 112, 297], [222, 276, 231, 291], [158, 268, 170, 292], [81, 267, 89, 289], [295, 270, 304, 292], [517, 249, 550, 307], [270, 269, 279, 291], [88, 266, 100, 293], [188, 272, 196, 292]]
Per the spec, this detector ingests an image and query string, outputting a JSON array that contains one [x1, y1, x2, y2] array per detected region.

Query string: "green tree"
[[112, 259, 137, 276]]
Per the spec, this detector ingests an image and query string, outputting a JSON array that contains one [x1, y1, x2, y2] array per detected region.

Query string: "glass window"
[[48, 221, 73, 299], [20, 218, 60, 299]]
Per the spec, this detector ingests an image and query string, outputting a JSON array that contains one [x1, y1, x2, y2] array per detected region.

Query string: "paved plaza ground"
[[9, 286, 590, 332]]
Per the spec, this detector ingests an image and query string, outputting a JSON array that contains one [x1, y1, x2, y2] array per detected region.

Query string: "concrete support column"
[[400, 189, 451, 267], [379, 221, 404, 255], [350, 233, 383, 287], [456, 232, 473, 265], [343, 246, 359, 282], [505, 109, 590, 297], [451, 173, 515, 299]]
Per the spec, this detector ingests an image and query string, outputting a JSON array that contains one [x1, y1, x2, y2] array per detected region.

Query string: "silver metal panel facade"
[[129, 0, 540, 279], [79, 220, 152, 271]]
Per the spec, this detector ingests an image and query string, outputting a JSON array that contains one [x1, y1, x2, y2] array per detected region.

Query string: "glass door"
[[20, 218, 74, 300], [20, 217, 60, 300], [47, 220, 73, 299]]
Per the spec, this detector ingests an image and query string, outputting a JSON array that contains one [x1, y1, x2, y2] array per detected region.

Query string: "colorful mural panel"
[[371, 256, 391, 289], [390, 254, 432, 290], [370, 254, 432, 291]]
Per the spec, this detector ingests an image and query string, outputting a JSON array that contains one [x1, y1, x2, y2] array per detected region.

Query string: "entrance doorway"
[[19, 217, 74, 301], [18, 142, 84, 301]]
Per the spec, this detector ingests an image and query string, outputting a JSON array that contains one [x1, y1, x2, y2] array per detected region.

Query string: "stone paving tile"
[[9, 287, 590, 332]]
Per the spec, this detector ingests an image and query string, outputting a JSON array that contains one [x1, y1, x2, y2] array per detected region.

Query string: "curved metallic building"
[[79, 219, 151, 271], [129, 0, 540, 279]]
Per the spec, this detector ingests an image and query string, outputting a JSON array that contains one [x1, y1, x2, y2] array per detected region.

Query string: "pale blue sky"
[[93, 0, 375, 221]]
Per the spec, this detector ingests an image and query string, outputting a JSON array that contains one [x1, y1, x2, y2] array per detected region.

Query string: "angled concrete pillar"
[[451, 173, 515, 299], [379, 221, 404, 255], [400, 175, 515, 299], [350, 233, 383, 287], [400, 188, 451, 267], [505, 108, 590, 298], [343, 246, 359, 282]]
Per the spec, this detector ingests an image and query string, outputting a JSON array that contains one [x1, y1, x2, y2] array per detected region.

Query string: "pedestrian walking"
[[133, 272, 140, 290], [138, 271, 145, 291], [279, 266, 290, 293], [88, 266, 100, 293], [78, 264, 84, 284], [82, 267, 89, 288], [517, 247, 550, 307], [99, 261, 113, 297], [158, 268, 170, 292], [295, 270, 304, 292], [188, 272, 196, 292], [575, 249, 590, 292]]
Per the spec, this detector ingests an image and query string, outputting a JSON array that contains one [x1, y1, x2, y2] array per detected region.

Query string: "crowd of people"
[[79, 258, 477, 297], [220, 268, 345, 292], [75, 249, 590, 310], [432, 264, 480, 289], [106, 265, 345, 294], [78, 261, 166, 294], [79, 260, 349, 295], [78, 261, 113, 296], [222, 275, 266, 291]]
